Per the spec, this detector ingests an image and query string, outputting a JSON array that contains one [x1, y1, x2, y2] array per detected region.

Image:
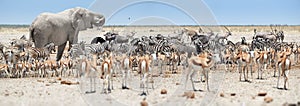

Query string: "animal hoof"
[[85, 91, 96, 94], [140, 92, 147, 96], [122, 86, 130, 90]]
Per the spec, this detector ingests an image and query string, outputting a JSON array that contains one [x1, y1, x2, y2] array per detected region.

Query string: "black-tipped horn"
[[270, 24, 275, 34], [223, 26, 231, 33], [198, 27, 203, 33]]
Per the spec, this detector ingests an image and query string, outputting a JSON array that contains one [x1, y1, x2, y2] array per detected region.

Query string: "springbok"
[[42, 60, 59, 77], [274, 46, 292, 77], [235, 50, 253, 82], [223, 48, 236, 72], [276, 51, 291, 90], [256, 50, 270, 79], [293, 45, 300, 64], [0, 63, 10, 77], [138, 54, 152, 96], [169, 51, 180, 74], [120, 54, 133, 89], [101, 52, 114, 94], [157, 52, 167, 75], [185, 51, 216, 91], [15, 61, 26, 78], [79, 56, 98, 94]]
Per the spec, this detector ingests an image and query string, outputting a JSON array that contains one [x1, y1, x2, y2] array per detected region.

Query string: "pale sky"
[[0, 0, 299, 25]]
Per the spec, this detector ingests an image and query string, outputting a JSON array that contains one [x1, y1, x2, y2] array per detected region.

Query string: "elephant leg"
[[56, 42, 67, 61]]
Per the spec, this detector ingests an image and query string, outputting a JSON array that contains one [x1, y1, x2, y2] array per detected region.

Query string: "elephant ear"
[[71, 8, 87, 31]]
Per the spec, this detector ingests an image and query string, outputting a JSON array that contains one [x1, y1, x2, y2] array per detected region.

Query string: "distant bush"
[[0, 24, 30, 28]]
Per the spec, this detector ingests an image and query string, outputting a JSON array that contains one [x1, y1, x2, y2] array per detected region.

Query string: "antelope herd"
[[0, 25, 298, 95]]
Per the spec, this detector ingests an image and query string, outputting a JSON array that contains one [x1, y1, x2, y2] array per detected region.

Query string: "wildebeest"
[[91, 37, 106, 44]]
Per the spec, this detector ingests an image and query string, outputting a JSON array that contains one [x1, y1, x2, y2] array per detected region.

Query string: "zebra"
[[26, 42, 55, 61], [155, 38, 171, 54], [85, 43, 105, 55], [276, 30, 284, 43]]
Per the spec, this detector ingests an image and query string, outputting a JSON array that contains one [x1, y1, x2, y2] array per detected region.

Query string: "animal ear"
[[2, 46, 6, 53], [44, 42, 54, 49], [72, 9, 86, 30]]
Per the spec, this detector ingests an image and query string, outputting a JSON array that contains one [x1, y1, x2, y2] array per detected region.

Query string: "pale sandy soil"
[[0, 26, 299, 106]]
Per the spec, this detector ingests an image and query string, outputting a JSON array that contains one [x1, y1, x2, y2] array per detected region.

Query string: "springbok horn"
[[270, 24, 275, 34], [223, 26, 231, 33], [207, 27, 213, 33], [198, 27, 203, 33]]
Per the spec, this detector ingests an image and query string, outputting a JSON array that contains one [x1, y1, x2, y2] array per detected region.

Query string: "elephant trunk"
[[73, 28, 79, 44], [94, 14, 105, 27]]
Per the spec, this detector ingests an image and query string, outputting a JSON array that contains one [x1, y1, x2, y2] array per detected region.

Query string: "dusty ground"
[[0, 26, 300, 106]]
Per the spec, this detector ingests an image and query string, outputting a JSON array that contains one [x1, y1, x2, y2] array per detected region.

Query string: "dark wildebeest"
[[91, 37, 106, 44]]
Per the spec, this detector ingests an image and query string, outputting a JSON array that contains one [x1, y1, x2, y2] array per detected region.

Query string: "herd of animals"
[[0, 7, 299, 96], [0, 25, 299, 95]]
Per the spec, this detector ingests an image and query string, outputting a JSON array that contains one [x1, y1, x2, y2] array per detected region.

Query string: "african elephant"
[[29, 7, 105, 61]]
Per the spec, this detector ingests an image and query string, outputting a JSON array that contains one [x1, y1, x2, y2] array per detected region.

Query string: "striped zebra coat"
[[26, 43, 55, 61]]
